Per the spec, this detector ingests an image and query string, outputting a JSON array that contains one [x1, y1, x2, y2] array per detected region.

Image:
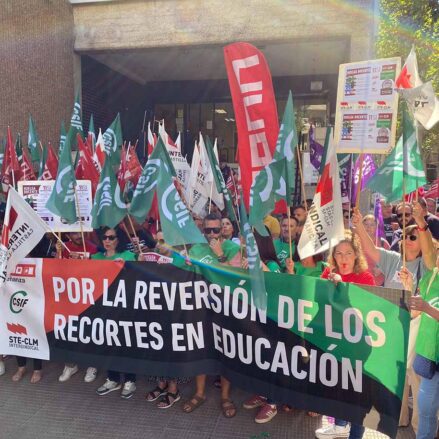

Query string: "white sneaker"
[[96, 379, 121, 396], [315, 424, 350, 439], [120, 381, 136, 399], [0, 360, 5, 376], [58, 365, 79, 382], [84, 367, 97, 383]]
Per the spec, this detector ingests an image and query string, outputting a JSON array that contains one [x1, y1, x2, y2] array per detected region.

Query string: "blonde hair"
[[328, 230, 368, 274]]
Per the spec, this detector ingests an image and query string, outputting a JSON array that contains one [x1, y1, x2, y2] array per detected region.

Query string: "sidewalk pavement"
[[0, 358, 415, 439]]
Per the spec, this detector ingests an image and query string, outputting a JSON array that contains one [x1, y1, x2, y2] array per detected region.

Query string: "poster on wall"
[[17, 180, 93, 232], [334, 58, 401, 154]]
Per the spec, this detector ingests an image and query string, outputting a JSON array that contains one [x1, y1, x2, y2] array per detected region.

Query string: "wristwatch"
[[217, 255, 227, 263]]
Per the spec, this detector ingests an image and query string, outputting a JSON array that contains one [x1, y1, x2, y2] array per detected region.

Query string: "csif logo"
[[9, 291, 29, 314]]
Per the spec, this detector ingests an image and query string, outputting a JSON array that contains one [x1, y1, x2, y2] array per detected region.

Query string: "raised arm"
[[412, 201, 436, 270], [351, 208, 381, 264]]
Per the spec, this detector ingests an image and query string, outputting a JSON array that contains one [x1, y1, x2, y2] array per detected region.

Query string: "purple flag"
[[351, 154, 377, 204], [374, 195, 386, 243], [309, 125, 324, 170]]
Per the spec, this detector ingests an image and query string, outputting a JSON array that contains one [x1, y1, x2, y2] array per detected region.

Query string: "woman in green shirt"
[[93, 226, 137, 399], [91, 226, 136, 262]]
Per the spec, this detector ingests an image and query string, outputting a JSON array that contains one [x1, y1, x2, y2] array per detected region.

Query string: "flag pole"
[[73, 187, 87, 254], [296, 145, 307, 212], [402, 179, 407, 270], [355, 153, 364, 210], [208, 181, 214, 213], [126, 214, 144, 256]]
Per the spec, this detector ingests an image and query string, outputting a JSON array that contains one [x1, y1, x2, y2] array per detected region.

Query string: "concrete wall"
[[0, 0, 75, 145], [73, 0, 375, 61]]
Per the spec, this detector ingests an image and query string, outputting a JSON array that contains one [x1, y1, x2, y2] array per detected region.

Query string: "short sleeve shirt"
[[273, 239, 295, 271], [189, 239, 240, 265], [377, 248, 426, 291]]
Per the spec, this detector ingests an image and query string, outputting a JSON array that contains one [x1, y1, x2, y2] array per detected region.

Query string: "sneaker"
[[0, 360, 5, 376], [96, 379, 121, 396], [243, 395, 267, 409], [84, 367, 97, 383], [315, 424, 350, 439], [121, 381, 136, 399], [58, 365, 79, 382], [255, 403, 278, 424]]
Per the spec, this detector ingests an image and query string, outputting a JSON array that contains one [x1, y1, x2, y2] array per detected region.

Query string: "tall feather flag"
[[298, 128, 345, 258], [45, 128, 78, 223]]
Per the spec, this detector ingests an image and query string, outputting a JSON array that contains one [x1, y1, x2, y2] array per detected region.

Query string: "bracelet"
[[418, 224, 429, 232], [217, 255, 227, 263]]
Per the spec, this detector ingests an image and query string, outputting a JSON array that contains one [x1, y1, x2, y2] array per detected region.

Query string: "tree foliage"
[[376, 0, 439, 174]]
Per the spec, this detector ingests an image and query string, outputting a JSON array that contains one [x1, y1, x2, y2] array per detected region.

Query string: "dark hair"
[[221, 216, 239, 239], [254, 228, 280, 266], [99, 226, 127, 253], [280, 215, 298, 226], [203, 213, 221, 228], [292, 205, 306, 214]]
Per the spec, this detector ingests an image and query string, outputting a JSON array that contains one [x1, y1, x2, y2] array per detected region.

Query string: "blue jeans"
[[417, 371, 439, 439], [335, 419, 365, 439]]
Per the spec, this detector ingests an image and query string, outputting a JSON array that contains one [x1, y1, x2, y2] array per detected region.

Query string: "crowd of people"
[[0, 195, 438, 439]]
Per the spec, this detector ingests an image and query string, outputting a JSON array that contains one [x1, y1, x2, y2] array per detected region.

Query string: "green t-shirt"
[[189, 239, 240, 265], [415, 268, 439, 363], [91, 250, 137, 261], [295, 261, 326, 278], [273, 239, 295, 271], [266, 260, 281, 273]]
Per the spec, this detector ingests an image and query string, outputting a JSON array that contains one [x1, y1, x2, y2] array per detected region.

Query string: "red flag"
[[125, 144, 143, 187], [224, 42, 279, 208], [147, 122, 156, 157], [75, 134, 100, 195], [40, 143, 58, 181], [1, 127, 21, 192], [405, 187, 425, 202], [424, 178, 438, 199], [93, 128, 105, 171], [18, 147, 36, 181]]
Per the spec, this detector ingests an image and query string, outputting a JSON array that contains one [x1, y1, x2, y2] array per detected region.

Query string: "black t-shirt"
[[125, 229, 156, 253]]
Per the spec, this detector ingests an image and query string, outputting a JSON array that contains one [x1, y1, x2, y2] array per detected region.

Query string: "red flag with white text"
[[224, 42, 279, 208]]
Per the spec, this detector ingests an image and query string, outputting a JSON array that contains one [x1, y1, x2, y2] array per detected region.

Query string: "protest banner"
[[0, 258, 409, 438], [334, 58, 401, 154], [17, 180, 93, 232]]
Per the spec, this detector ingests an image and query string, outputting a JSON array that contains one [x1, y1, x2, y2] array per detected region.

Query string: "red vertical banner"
[[224, 42, 279, 209]]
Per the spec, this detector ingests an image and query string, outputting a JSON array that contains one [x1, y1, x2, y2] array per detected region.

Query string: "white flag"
[[0, 187, 47, 283], [298, 131, 345, 259], [395, 46, 422, 89], [187, 141, 209, 217], [398, 81, 439, 130]]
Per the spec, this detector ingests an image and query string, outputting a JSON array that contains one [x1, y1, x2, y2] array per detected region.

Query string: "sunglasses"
[[204, 227, 221, 234], [102, 235, 117, 241], [404, 235, 417, 241], [397, 213, 412, 218]]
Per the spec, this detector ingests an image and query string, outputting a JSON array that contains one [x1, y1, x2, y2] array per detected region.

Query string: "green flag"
[[91, 154, 127, 228], [156, 158, 206, 246], [70, 91, 83, 135], [15, 133, 23, 158], [28, 115, 40, 163], [366, 109, 426, 201], [249, 91, 297, 235], [45, 128, 78, 223], [239, 196, 267, 310], [129, 137, 173, 223], [38, 144, 48, 179], [205, 136, 237, 221], [59, 121, 67, 155], [103, 113, 123, 165]]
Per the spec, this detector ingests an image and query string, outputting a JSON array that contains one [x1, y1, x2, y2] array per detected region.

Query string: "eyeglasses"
[[397, 213, 412, 218], [102, 235, 117, 241], [204, 227, 221, 234], [404, 235, 417, 241]]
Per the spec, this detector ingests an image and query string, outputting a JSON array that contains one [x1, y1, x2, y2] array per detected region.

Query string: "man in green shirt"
[[273, 216, 298, 271], [184, 213, 239, 418], [189, 213, 241, 267]]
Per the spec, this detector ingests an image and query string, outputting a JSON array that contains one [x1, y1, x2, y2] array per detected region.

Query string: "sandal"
[[182, 394, 206, 413], [146, 385, 168, 402], [221, 398, 237, 418], [30, 370, 42, 384], [157, 391, 181, 409], [12, 367, 26, 382]]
